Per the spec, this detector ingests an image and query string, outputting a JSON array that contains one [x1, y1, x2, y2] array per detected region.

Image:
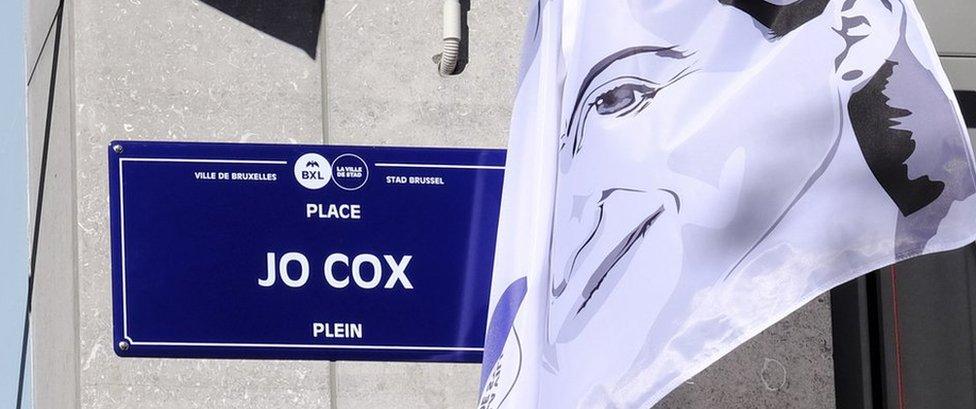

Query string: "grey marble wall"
[[61, 0, 836, 407]]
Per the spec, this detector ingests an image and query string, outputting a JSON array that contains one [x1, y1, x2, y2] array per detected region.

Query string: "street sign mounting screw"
[[113, 144, 123, 154], [118, 340, 129, 351]]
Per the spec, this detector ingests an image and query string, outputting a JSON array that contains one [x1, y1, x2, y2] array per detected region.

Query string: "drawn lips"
[[547, 204, 666, 343], [573, 206, 664, 314]]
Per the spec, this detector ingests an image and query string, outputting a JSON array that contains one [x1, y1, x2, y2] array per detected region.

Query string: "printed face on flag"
[[549, 0, 874, 344], [535, 0, 975, 402]]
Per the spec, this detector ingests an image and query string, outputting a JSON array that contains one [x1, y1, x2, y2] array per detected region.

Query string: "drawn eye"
[[593, 83, 655, 115]]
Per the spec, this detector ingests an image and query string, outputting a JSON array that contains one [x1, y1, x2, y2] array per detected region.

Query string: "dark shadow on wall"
[[456, 0, 471, 74], [200, 0, 324, 58]]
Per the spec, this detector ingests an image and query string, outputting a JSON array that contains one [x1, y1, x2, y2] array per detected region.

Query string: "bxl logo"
[[294, 153, 332, 190]]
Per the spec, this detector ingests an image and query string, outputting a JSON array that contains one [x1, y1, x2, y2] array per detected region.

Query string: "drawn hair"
[[718, 0, 830, 37]]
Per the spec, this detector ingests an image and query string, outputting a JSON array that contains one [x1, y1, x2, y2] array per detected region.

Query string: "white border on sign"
[[117, 156, 501, 353], [375, 162, 505, 170]]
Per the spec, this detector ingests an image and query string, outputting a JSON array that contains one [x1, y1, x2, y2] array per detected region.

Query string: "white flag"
[[480, 0, 976, 407]]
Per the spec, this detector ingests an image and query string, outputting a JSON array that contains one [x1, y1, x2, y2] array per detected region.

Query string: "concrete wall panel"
[[27, 0, 79, 407], [914, 0, 976, 56], [324, 0, 523, 148], [73, 0, 327, 407], [334, 362, 479, 408]]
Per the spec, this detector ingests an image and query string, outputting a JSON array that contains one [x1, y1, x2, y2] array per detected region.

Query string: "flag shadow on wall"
[[200, 0, 325, 58]]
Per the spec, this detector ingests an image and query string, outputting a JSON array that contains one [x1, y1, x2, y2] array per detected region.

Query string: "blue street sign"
[[109, 141, 505, 363]]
